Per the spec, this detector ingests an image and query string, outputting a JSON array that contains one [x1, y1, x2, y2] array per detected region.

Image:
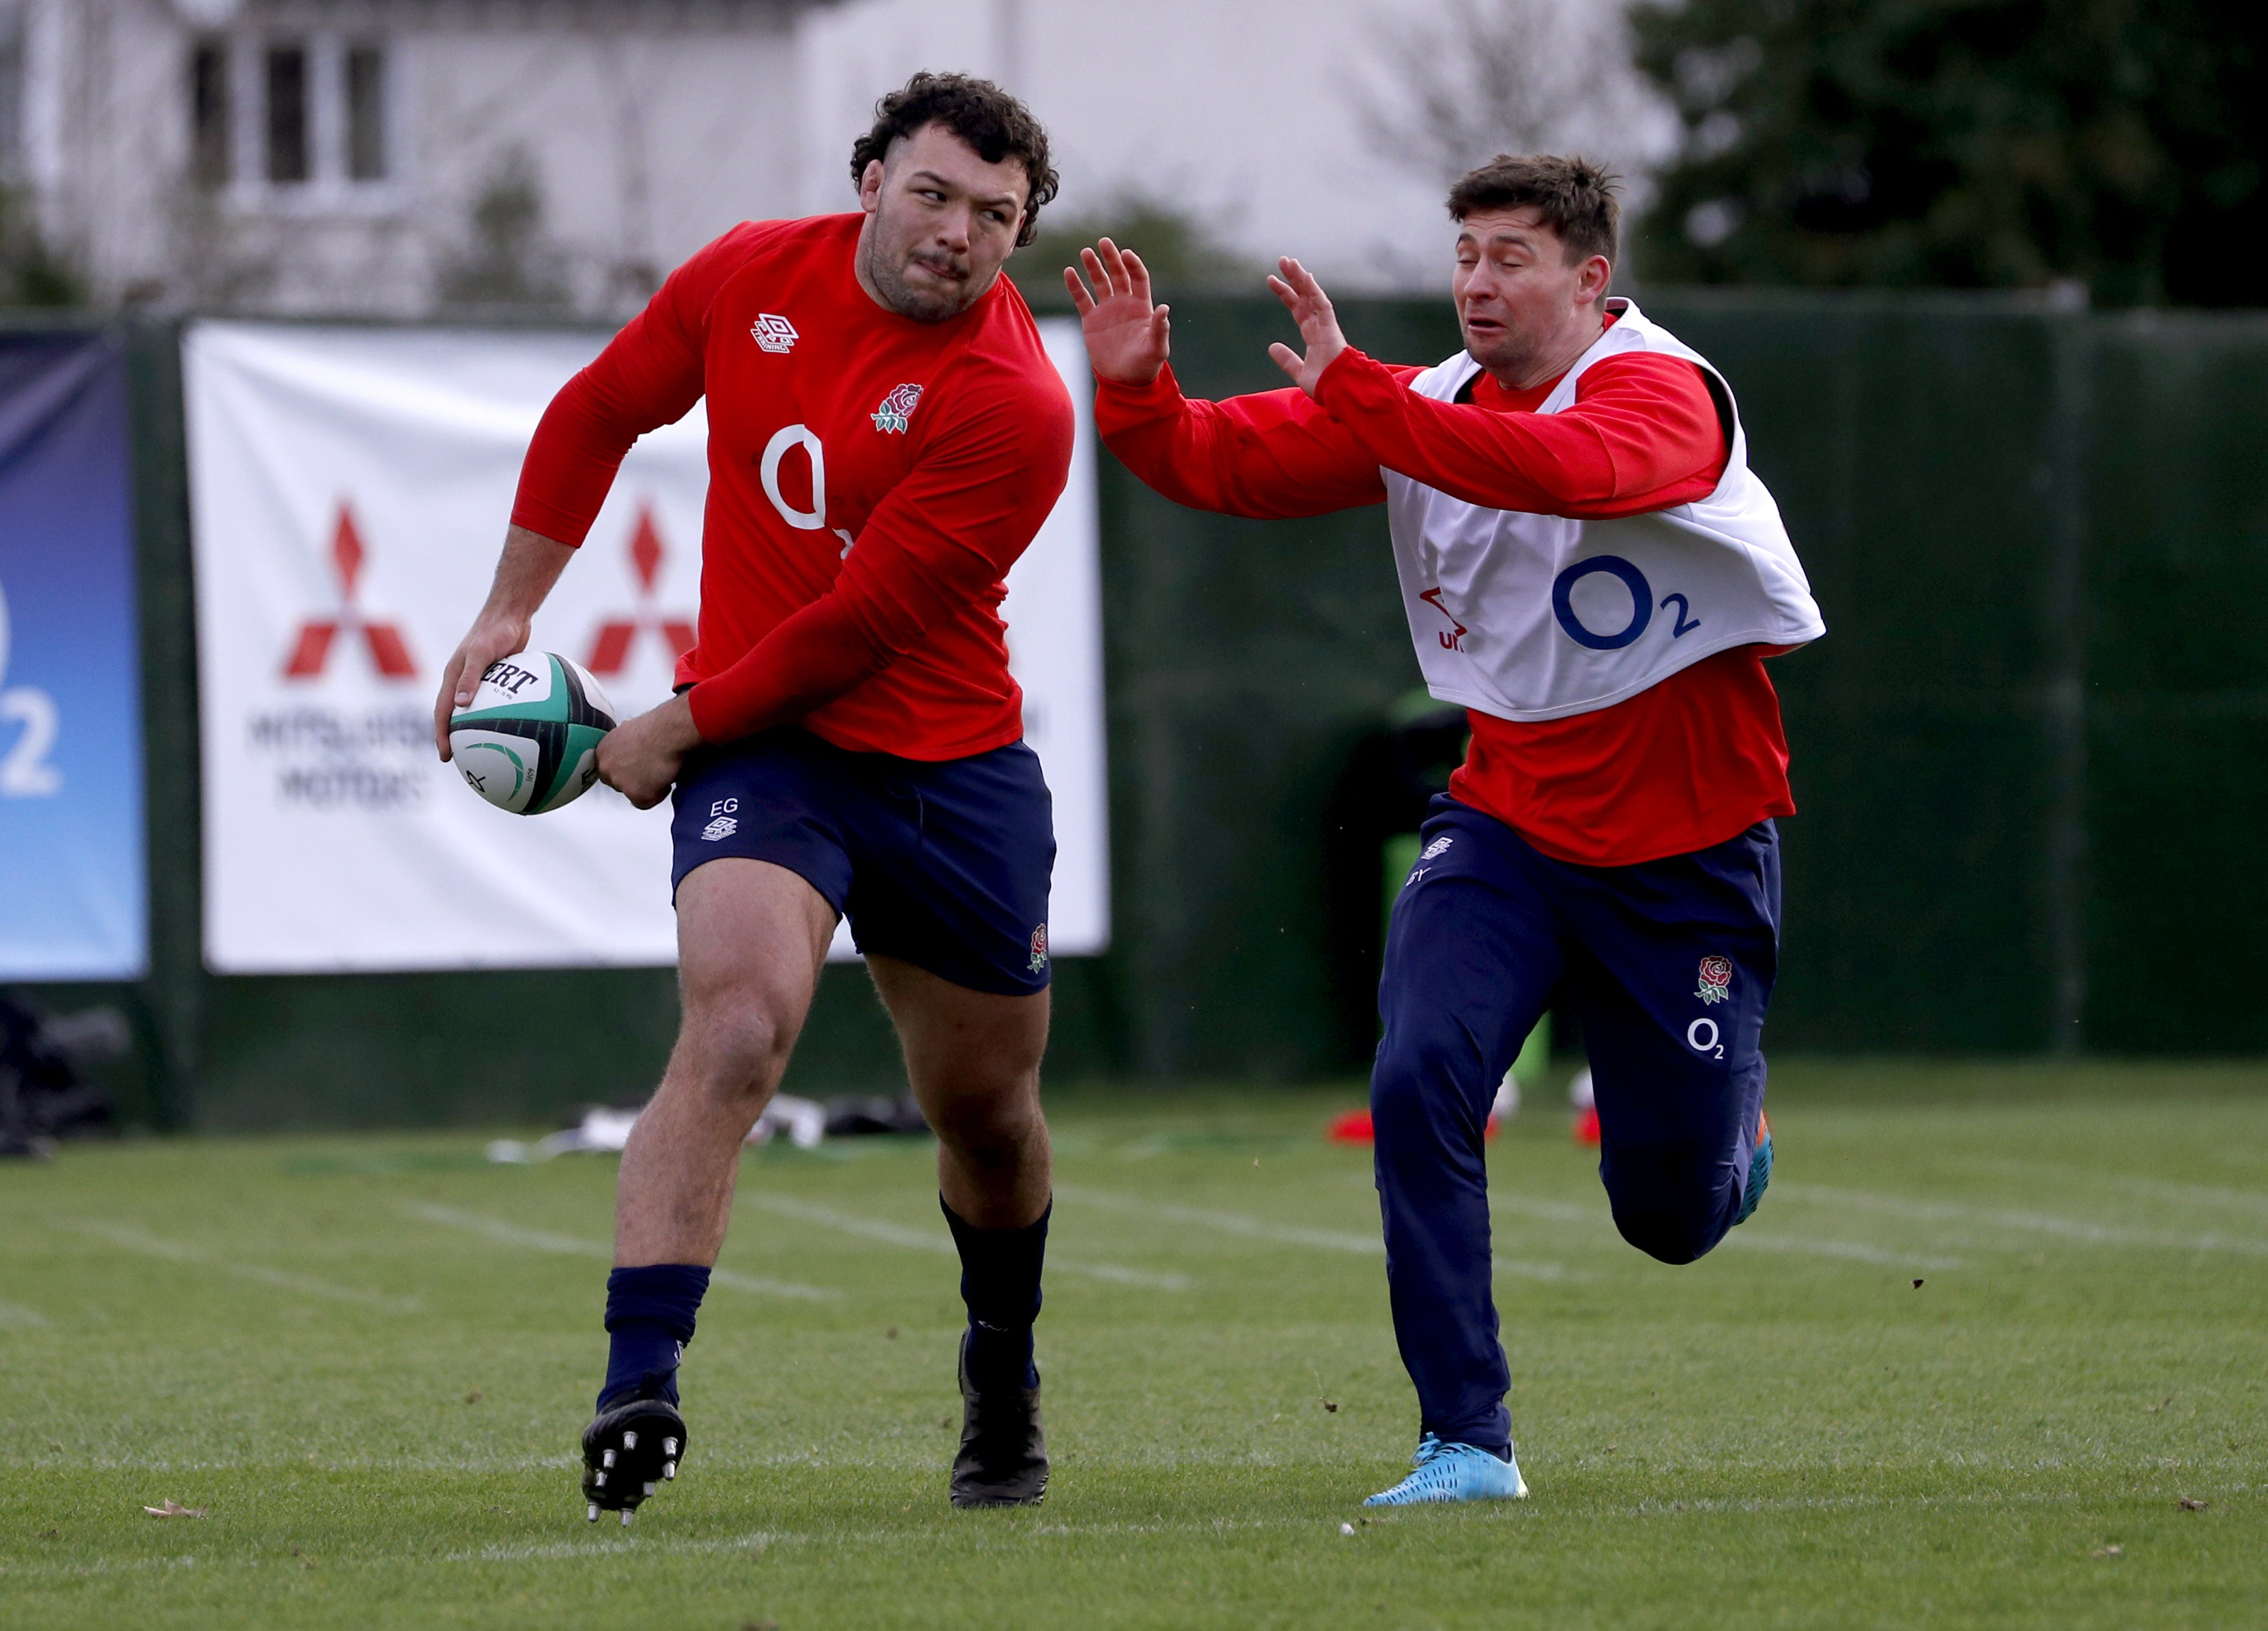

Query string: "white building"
[[0, 0, 1665, 315], [1, 0, 834, 315]]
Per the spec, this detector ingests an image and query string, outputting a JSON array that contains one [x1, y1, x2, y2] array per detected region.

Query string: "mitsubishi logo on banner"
[[184, 318, 1104, 977], [586, 503, 696, 676], [283, 502, 418, 680]]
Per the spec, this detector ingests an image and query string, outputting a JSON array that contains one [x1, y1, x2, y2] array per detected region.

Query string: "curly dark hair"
[[848, 72, 1060, 248], [1446, 154, 1622, 266]]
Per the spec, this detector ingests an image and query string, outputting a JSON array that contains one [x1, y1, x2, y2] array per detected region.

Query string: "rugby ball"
[[448, 651, 618, 814]]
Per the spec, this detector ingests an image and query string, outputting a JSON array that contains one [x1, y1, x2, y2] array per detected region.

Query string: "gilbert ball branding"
[[448, 651, 618, 814]]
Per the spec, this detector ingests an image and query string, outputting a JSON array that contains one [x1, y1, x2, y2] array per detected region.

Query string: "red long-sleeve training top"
[[512, 213, 1074, 757], [1095, 326, 1796, 866]]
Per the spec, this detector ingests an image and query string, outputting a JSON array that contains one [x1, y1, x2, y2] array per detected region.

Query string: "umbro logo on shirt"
[[751, 313, 798, 354]]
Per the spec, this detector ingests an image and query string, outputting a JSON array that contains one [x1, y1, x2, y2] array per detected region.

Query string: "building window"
[[345, 44, 386, 182], [194, 36, 391, 198], [264, 44, 309, 184], [191, 42, 231, 187]]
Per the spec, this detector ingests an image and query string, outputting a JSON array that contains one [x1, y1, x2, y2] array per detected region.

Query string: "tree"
[[1015, 188, 1252, 297], [1353, 0, 1662, 186], [435, 147, 571, 313], [1632, 0, 2268, 307], [0, 185, 81, 307]]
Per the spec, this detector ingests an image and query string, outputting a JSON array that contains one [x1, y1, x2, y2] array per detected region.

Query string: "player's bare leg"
[[869, 956, 1054, 1506], [869, 956, 1051, 1228], [616, 859, 836, 1264], [583, 858, 835, 1525]]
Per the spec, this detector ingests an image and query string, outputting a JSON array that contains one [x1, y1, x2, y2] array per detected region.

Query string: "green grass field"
[[2, 1060, 2263, 1629]]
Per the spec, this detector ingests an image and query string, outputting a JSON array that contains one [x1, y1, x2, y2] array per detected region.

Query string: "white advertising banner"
[[184, 319, 1109, 974]]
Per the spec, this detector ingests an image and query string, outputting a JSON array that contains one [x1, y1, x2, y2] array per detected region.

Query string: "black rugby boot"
[[581, 1383, 687, 1527], [949, 1329, 1049, 1507]]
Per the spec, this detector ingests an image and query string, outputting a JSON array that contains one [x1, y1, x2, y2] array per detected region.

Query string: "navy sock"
[[941, 1197, 1048, 1390], [599, 1264, 710, 1412]]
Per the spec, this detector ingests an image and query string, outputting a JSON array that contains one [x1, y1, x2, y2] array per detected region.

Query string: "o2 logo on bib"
[[1551, 556, 1704, 651]]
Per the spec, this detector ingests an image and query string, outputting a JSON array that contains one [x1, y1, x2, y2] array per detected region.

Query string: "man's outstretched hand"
[[1266, 257, 1349, 399], [1066, 239, 1171, 386]]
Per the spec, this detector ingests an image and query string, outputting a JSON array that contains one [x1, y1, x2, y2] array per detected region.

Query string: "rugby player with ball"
[[1072, 156, 1824, 1506], [434, 74, 1074, 1520]]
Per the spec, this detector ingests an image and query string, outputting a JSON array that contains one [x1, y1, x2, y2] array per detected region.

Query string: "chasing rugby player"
[[1070, 156, 1824, 1506]]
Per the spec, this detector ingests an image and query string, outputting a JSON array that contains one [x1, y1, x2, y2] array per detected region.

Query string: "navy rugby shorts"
[[669, 728, 1056, 997]]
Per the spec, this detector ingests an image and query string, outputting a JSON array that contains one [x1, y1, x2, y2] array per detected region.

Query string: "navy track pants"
[[1371, 795, 1781, 1453]]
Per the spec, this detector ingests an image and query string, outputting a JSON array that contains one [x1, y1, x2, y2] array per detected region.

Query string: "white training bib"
[[1381, 298, 1824, 722]]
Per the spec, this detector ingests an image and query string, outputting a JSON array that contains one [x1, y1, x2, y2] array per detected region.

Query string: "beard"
[[858, 224, 988, 324], [1459, 314, 1549, 378]]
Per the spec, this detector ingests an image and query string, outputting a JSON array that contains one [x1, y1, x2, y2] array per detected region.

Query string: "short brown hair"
[[1446, 154, 1621, 266], [849, 72, 1060, 248]]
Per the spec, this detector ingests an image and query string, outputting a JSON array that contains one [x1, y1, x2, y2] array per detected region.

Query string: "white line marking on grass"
[[1058, 1185, 1580, 1281], [450, 1531, 788, 1565], [1622, 1488, 2104, 1518], [1489, 1193, 1597, 1225], [0, 1552, 209, 1581], [1979, 1161, 2268, 1219], [2111, 1176, 2268, 1217], [1721, 1232, 1963, 1271], [751, 1195, 1189, 1290], [1071, 1261, 1196, 1290], [59, 1219, 422, 1313], [441, 1494, 2128, 1569], [398, 1203, 835, 1301], [0, 1297, 50, 1328], [448, 1516, 1298, 1567], [1491, 1191, 1957, 1271], [1055, 1184, 1382, 1253], [1776, 1184, 2268, 1256], [752, 1195, 947, 1252]]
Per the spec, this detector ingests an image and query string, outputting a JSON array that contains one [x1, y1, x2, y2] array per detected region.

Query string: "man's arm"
[[1069, 241, 1387, 517], [1266, 257, 1725, 517], [433, 227, 748, 758], [431, 527, 577, 757], [1315, 350, 1725, 517], [597, 368, 1078, 806]]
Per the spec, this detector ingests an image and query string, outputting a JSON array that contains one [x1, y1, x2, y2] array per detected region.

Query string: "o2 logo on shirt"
[[1551, 555, 1703, 651], [759, 424, 857, 558]]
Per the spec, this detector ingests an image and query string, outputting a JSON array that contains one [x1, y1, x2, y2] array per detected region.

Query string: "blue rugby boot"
[[1733, 1109, 1772, 1226], [1363, 1434, 1529, 1506]]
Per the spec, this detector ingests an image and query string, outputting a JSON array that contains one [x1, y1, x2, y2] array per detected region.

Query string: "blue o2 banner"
[[0, 334, 147, 980]]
